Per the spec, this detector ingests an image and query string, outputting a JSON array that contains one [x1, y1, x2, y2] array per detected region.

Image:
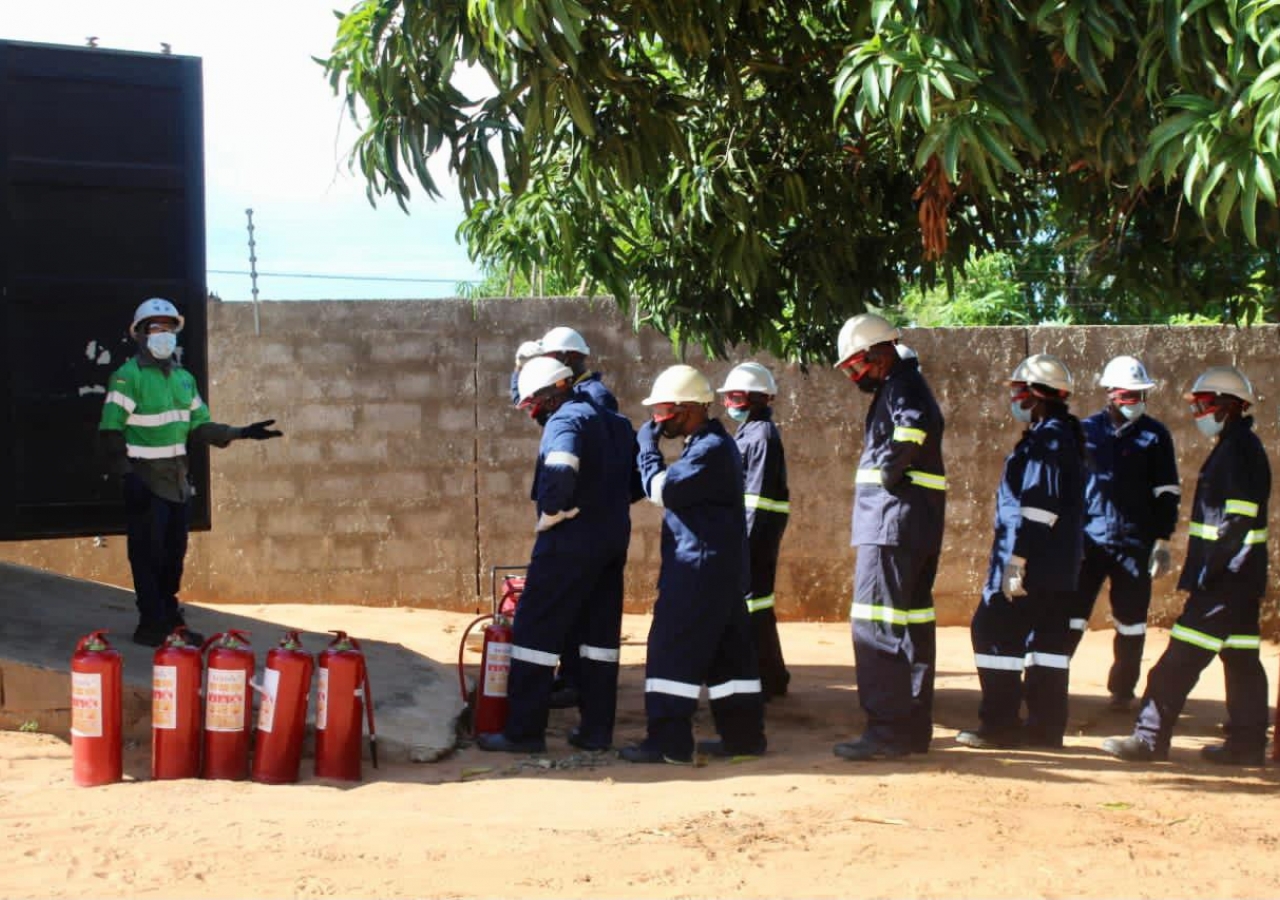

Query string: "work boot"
[[1107, 693, 1134, 713], [132, 620, 169, 647], [617, 743, 692, 765], [955, 727, 1023, 750], [1200, 743, 1266, 767], [1022, 727, 1064, 749], [697, 738, 766, 759], [475, 733, 547, 754], [1101, 735, 1167, 763], [566, 728, 611, 752], [832, 737, 909, 761]]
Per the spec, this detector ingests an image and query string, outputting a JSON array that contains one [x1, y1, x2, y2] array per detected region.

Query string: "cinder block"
[[297, 343, 358, 365], [262, 507, 330, 537], [0, 662, 70, 712], [292, 404, 356, 433], [234, 477, 298, 503], [393, 373, 436, 398], [329, 439, 389, 464], [361, 403, 423, 432], [253, 343, 295, 365], [331, 509, 393, 535], [366, 471, 429, 500]]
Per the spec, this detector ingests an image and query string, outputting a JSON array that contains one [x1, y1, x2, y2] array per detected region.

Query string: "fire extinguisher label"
[[70, 671, 103, 738], [257, 668, 281, 733], [152, 665, 178, 730], [205, 668, 247, 732], [482, 641, 512, 697], [316, 668, 329, 730]]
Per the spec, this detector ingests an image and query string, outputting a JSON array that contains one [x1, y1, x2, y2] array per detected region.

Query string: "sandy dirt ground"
[[2, 602, 1279, 900]]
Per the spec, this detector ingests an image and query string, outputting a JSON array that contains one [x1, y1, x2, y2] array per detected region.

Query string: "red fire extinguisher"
[[252, 630, 314, 785], [201, 630, 254, 781], [71, 630, 123, 787], [457, 570, 523, 736], [315, 631, 377, 781], [151, 627, 203, 780]]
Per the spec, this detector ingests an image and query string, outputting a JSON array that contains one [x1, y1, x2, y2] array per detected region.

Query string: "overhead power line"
[[207, 268, 479, 284]]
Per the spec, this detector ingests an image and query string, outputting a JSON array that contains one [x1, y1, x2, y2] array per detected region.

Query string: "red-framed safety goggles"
[[837, 351, 871, 382], [721, 390, 751, 409], [650, 402, 681, 423], [1187, 392, 1223, 417]]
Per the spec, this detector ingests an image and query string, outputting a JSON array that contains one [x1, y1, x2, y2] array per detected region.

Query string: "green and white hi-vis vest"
[[99, 358, 211, 459]]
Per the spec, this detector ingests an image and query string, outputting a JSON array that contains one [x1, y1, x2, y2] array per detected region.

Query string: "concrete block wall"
[[2, 300, 1278, 636]]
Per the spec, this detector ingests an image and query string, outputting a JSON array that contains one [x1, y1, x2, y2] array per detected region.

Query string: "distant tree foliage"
[[323, 0, 1280, 360]]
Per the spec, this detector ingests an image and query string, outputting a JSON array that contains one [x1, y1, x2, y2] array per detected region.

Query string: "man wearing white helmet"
[[831, 313, 947, 761], [620, 364, 766, 764], [509, 325, 617, 413], [477, 356, 639, 754], [716, 361, 792, 699], [1104, 366, 1270, 766], [957, 353, 1085, 750], [1065, 355, 1180, 712], [98, 298, 282, 646]]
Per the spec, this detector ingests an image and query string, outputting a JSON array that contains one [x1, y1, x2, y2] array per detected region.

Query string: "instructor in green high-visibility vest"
[[98, 298, 283, 647]]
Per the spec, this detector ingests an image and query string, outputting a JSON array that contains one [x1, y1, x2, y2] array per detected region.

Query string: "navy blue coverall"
[[1067, 411, 1179, 700], [502, 395, 637, 748], [971, 410, 1085, 745], [636, 418, 765, 758], [734, 407, 792, 697], [850, 356, 947, 753], [1131, 416, 1271, 756]]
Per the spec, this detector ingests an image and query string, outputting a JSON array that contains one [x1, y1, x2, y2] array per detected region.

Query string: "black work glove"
[[637, 418, 663, 454], [239, 419, 283, 441]]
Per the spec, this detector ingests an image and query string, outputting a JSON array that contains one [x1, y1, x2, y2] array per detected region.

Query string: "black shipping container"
[[0, 39, 208, 539]]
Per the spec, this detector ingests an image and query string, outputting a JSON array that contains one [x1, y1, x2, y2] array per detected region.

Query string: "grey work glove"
[[515, 340, 542, 369], [1148, 539, 1173, 579], [1001, 555, 1027, 598], [239, 419, 283, 440]]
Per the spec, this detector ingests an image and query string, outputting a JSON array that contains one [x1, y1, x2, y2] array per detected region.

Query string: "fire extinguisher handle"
[[75, 630, 111, 653]]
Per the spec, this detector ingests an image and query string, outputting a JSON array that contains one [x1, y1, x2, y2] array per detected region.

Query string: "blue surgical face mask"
[[1118, 402, 1146, 421], [1195, 413, 1224, 438], [1011, 400, 1032, 423], [146, 331, 178, 360], [726, 406, 750, 423]]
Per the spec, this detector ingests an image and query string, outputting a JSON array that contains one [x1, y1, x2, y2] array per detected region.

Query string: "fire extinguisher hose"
[[362, 660, 378, 770], [456, 614, 494, 704]]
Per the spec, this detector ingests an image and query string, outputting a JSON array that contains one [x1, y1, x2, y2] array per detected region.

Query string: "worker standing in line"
[[716, 362, 792, 699], [477, 356, 637, 754], [1065, 355, 1180, 711], [511, 325, 618, 709], [621, 364, 766, 765], [1103, 366, 1270, 766], [830, 314, 947, 760], [98, 298, 282, 646], [957, 353, 1085, 750]]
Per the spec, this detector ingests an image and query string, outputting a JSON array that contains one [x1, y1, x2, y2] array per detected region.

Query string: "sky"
[[2, 0, 483, 300]]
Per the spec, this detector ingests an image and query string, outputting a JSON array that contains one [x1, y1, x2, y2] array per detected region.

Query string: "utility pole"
[[245, 208, 260, 335]]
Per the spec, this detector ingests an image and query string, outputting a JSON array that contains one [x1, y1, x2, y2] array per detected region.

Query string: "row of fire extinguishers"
[[70, 627, 377, 787]]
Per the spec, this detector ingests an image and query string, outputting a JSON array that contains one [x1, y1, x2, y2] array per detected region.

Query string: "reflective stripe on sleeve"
[[906, 470, 947, 490], [105, 390, 137, 413], [974, 653, 1024, 672], [1020, 506, 1059, 526], [1245, 528, 1268, 545], [510, 645, 560, 668], [579, 644, 620, 663], [746, 594, 775, 613], [647, 471, 667, 508], [126, 409, 191, 428], [1024, 651, 1070, 670], [1224, 634, 1262, 651], [1224, 498, 1260, 517], [1170, 624, 1224, 653], [189, 396, 204, 411], [1114, 621, 1147, 637], [1153, 484, 1180, 497], [126, 443, 188, 459], [855, 468, 883, 486], [645, 677, 702, 699], [707, 678, 762, 700], [1188, 521, 1218, 540], [544, 451, 580, 470], [1068, 618, 1088, 632], [892, 426, 926, 445], [743, 494, 791, 514]]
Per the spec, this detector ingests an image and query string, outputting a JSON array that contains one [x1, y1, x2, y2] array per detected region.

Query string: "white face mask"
[[147, 331, 178, 360], [1195, 412, 1223, 438], [1011, 400, 1032, 423], [726, 406, 750, 423], [1118, 402, 1146, 421]]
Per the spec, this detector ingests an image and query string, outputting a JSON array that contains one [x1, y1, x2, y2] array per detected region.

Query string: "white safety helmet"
[[642, 364, 715, 405], [539, 326, 591, 356], [1183, 365, 1256, 407], [1009, 353, 1073, 396], [835, 313, 899, 367], [716, 361, 777, 396], [516, 357, 573, 405], [1099, 355, 1156, 391], [131, 297, 185, 334]]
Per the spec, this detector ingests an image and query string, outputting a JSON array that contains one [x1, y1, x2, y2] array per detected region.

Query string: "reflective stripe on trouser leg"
[[1104, 546, 1153, 700], [1022, 591, 1073, 743], [1221, 595, 1268, 750], [1064, 539, 1110, 658], [748, 524, 790, 695], [1134, 590, 1229, 751], [704, 589, 765, 752], [971, 590, 1032, 732], [573, 551, 627, 746], [852, 545, 938, 750], [504, 544, 595, 742]]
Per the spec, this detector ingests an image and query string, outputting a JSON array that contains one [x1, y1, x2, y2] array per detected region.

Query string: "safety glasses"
[[721, 390, 750, 409], [838, 351, 871, 382], [650, 402, 680, 423], [1009, 383, 1032, 402], [1108, 388, 1146, 406], [1188, 392, 1221, 417]]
